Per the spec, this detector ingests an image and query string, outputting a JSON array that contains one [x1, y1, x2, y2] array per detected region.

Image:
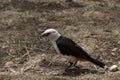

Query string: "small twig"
[[9, 68, 17, 73], [21, 52, 28, 58], [24, 46, 31, 60]]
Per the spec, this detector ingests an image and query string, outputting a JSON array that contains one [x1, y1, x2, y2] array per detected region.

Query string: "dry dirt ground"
[[0, 0, 120, 80]]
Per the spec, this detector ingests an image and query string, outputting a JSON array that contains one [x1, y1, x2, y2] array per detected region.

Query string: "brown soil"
[[0, 0, 120, 80]]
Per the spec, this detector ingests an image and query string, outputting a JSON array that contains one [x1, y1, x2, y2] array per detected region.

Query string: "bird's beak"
[[40, 33, 45, 37]]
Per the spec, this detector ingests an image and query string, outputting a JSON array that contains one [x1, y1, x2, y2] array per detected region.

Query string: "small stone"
[[111, 52, 116, 56], [109, 65, 118, 72], [5, 61, 14, 68], [41, 54, 46, 59], [111, 48, 118, 52]]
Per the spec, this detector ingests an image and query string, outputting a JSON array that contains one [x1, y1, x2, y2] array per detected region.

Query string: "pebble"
[[109, 65, 118, 72]]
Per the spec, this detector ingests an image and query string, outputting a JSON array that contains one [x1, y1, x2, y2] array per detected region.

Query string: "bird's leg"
[[73, 61, 78, 68]]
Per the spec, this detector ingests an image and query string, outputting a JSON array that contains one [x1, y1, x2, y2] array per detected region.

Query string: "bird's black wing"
[[56, 36, 92, 60]]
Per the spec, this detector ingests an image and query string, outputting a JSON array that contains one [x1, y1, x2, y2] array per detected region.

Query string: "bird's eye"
[[45, 33, 50, 36]]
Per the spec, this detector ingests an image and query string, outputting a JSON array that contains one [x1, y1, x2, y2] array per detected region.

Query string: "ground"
[[0, 0, 120, 80]]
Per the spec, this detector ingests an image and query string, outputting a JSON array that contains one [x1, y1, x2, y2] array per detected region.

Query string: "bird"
[[40, 28, 107, 71]]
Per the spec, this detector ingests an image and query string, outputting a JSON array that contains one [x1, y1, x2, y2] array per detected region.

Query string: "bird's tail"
[[88, 58, 105, 68]]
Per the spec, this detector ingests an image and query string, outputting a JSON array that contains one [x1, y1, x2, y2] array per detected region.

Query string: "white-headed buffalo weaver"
[[40, 29, 107, 71]]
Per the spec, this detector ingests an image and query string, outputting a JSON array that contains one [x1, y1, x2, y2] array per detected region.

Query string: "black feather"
[[56, 36, 105, 68]]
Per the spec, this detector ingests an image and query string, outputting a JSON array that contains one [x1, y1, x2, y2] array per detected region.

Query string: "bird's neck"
[[51, 35, 61, 54], [51, 34, 61, 42]]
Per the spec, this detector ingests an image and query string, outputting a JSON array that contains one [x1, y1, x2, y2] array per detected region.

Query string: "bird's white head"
[[40, 29, 61, 41]]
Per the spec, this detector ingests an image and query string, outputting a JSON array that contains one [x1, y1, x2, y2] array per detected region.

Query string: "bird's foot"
[[73, 65, 80, 69]]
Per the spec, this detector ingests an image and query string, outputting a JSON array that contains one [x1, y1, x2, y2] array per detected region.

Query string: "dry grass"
[[0, 0, 120, 80]]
